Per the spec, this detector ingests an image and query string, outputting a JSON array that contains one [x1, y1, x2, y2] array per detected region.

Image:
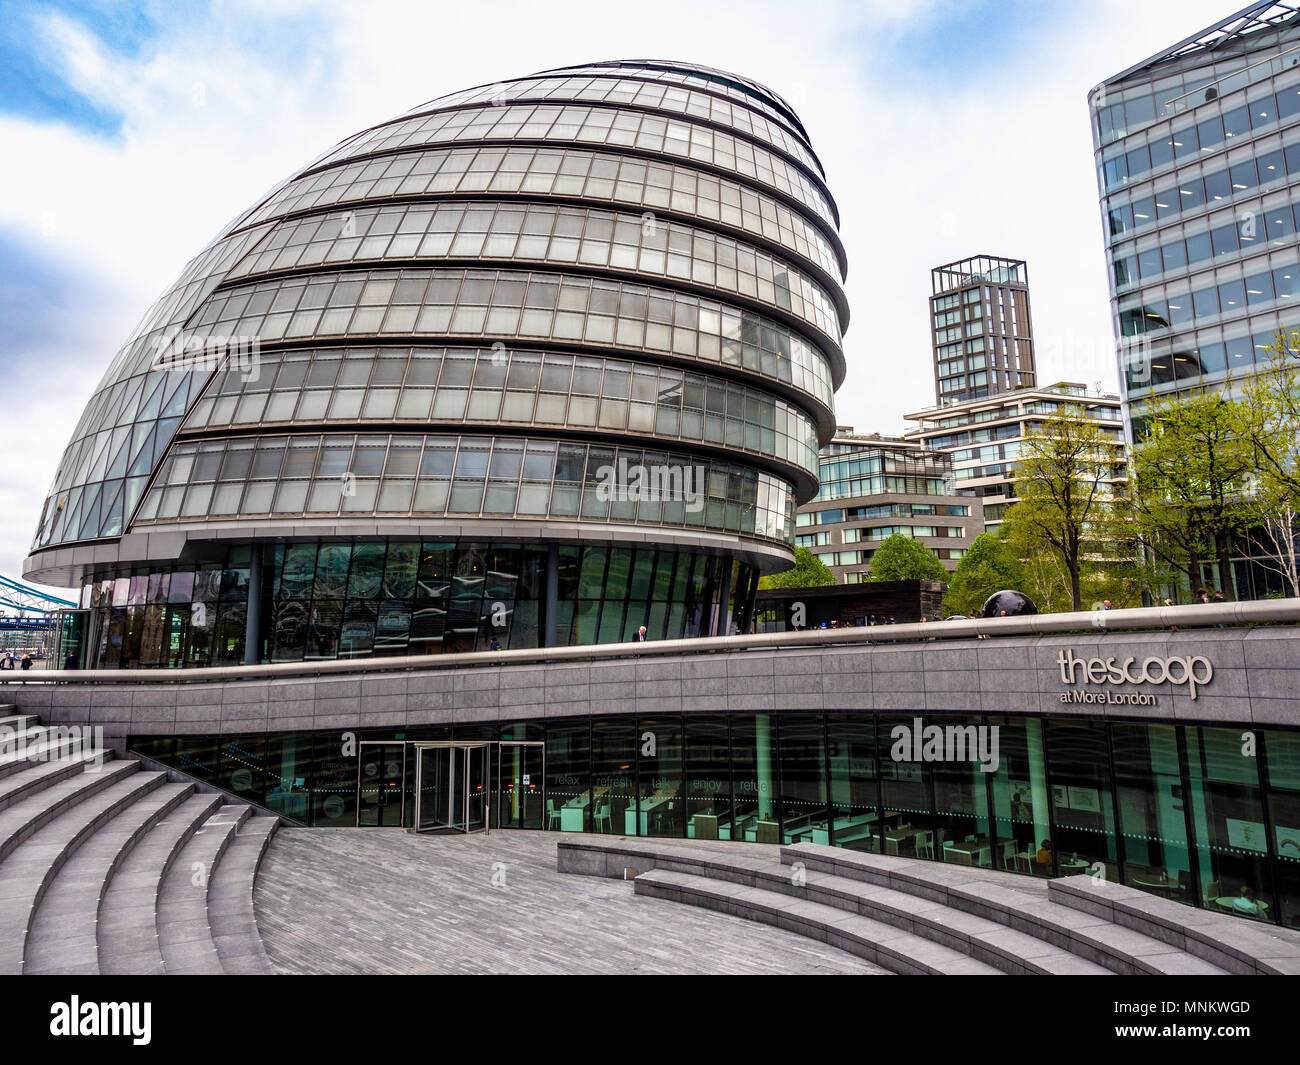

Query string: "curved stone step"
[[635, 869, 1000, 974], [99, 792, 225, 975], [1049, 876, 1300, 976], [0, 730, 94, 781], [208, 817, 279, 974], [558, 837, 1108, 975], [0, 751, 109, 819], [0, 767, 166, 974], [0, 714, 38, 734], [157, 807, 250, 975], [781, 843, 1230, 975], [0, 758, 133, 861], [23, 782, 195, 975]]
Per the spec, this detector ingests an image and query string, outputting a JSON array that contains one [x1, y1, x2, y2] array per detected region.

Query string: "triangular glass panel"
[[127, 427, 159, 477], [100, 482, 125, 537], [122, 475, 148, 526], [136, 374, 167, 423], [76, 484, 104, 540]]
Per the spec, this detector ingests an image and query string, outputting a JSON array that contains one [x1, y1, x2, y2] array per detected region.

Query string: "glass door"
[[356, 742, 409, 826], [497, 742, 546, 830], [415, 743, 490, 833]]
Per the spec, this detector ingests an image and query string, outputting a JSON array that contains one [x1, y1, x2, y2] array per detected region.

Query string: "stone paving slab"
[[254, 829, 886, 975]]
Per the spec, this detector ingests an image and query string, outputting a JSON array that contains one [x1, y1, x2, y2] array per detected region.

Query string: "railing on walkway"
[[2, 599, 1296, 687]]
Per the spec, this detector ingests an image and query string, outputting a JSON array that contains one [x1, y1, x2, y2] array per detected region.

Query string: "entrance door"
[[356, 742, 410, 827], [496, 742, 546, 830], [415, 743, 490, 833]]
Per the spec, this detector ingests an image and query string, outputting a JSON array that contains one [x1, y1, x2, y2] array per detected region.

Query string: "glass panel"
[[636, 716, 682, 837], [1186, 726, 1275, 922], [777, 715, 827, 845], [1114, 723, 1192, 903], [685, 716, 732, 840], [1044, 719, 1117, 881]]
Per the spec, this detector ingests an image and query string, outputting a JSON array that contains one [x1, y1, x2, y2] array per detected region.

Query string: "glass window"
[[1044, 719, 1117, 881], [1113, 724, 1192, 903], [1186, 727, 1275, 923]]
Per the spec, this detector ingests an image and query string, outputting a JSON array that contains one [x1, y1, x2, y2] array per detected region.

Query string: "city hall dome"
[[25, 59, 848, 667]]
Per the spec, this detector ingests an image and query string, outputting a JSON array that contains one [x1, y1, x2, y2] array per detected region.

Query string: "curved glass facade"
[[79, 540, 755, 667], [310, 102, 837, 228], [235, 145, 847, 285], [177, 347, 821, 477], [28, 59, 847, 664]]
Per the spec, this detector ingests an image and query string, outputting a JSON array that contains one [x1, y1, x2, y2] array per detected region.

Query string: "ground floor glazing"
[[131, 710, 1300, 928]]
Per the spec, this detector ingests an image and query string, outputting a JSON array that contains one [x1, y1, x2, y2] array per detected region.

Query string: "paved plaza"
[[253, 829, 888, 975]]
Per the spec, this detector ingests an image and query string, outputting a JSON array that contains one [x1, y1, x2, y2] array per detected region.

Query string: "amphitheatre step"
[[22, 782, 195, 975], [156, 806, 250, 975], [0, 757, 133, 859], [634, 869, 1001, 974], [1049, 876, 1300, 976], [557, 837, 1107, 974], [780, 843, 1230, 975], [0, 714, 40, 735], [0, 767, 167, 974], [0, 730, 97, 782], [99, 792, 226, 975], [207, 817, 279, 975]]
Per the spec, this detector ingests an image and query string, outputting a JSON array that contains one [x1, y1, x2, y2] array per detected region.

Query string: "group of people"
[[0, 651, 34, 671]]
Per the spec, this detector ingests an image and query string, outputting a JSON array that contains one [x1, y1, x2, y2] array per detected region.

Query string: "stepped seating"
[[558, 837, 1300, 975], [0, 710, 280, 975]]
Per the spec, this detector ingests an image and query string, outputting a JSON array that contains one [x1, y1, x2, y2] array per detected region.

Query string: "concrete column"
[[243, 544, 262, 666], [716, 561, 733, 637], [544, 543, 559, 648]]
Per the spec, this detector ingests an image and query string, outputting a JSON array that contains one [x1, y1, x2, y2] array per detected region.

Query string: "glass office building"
[[1092, 3, 1300, 424], [25, 60, 850, 665], [133, 711, 1300, 929], [1091, 3, 1300, 598]]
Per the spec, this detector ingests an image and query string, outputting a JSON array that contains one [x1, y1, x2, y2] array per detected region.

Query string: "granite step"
[[0, 767, 167, 973], [0, 758, 133, 859], [98, 793, 225, 975], [634, 869, 1000, 974], [208, 817, 279, 975], [23, 782, 195, 975], [0, 730, 95, 782], [781, 843, 1231, 975], [157, 807, 250, 975]]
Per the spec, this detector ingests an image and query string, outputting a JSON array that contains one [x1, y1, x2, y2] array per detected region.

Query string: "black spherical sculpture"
[[981, 589, 1038, 618]]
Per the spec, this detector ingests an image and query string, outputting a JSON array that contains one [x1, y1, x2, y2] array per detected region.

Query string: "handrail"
[[3, 599, 1297, 686]]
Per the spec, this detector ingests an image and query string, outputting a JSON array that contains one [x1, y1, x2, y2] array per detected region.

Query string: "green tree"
[[1242, 335, 1300, 596], [866, 533, 947, 583], [1001, 405, 1124, 611], [943, 533, 1026, 616], [758, 545, 835, 589], [1129, 390, 1258, 600]]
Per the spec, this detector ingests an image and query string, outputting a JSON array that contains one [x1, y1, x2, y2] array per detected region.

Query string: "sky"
[[0, 0, 1243, 594]]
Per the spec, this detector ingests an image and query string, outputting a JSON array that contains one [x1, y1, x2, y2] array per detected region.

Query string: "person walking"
[[633, 625, 648, 642], [20, 653, 33, 671], [0, 652, 12, 671]]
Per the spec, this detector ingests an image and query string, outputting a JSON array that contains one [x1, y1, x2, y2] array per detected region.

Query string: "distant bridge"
[[0, 575, 76, 616]]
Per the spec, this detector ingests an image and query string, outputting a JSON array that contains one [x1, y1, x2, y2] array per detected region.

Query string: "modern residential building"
[[930, 255, 1036, 405], [796, 429, 983, 582], [24, 59, 851, 667], [904, 383, 1126, 532], [1091, 2, 1300, 597]]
